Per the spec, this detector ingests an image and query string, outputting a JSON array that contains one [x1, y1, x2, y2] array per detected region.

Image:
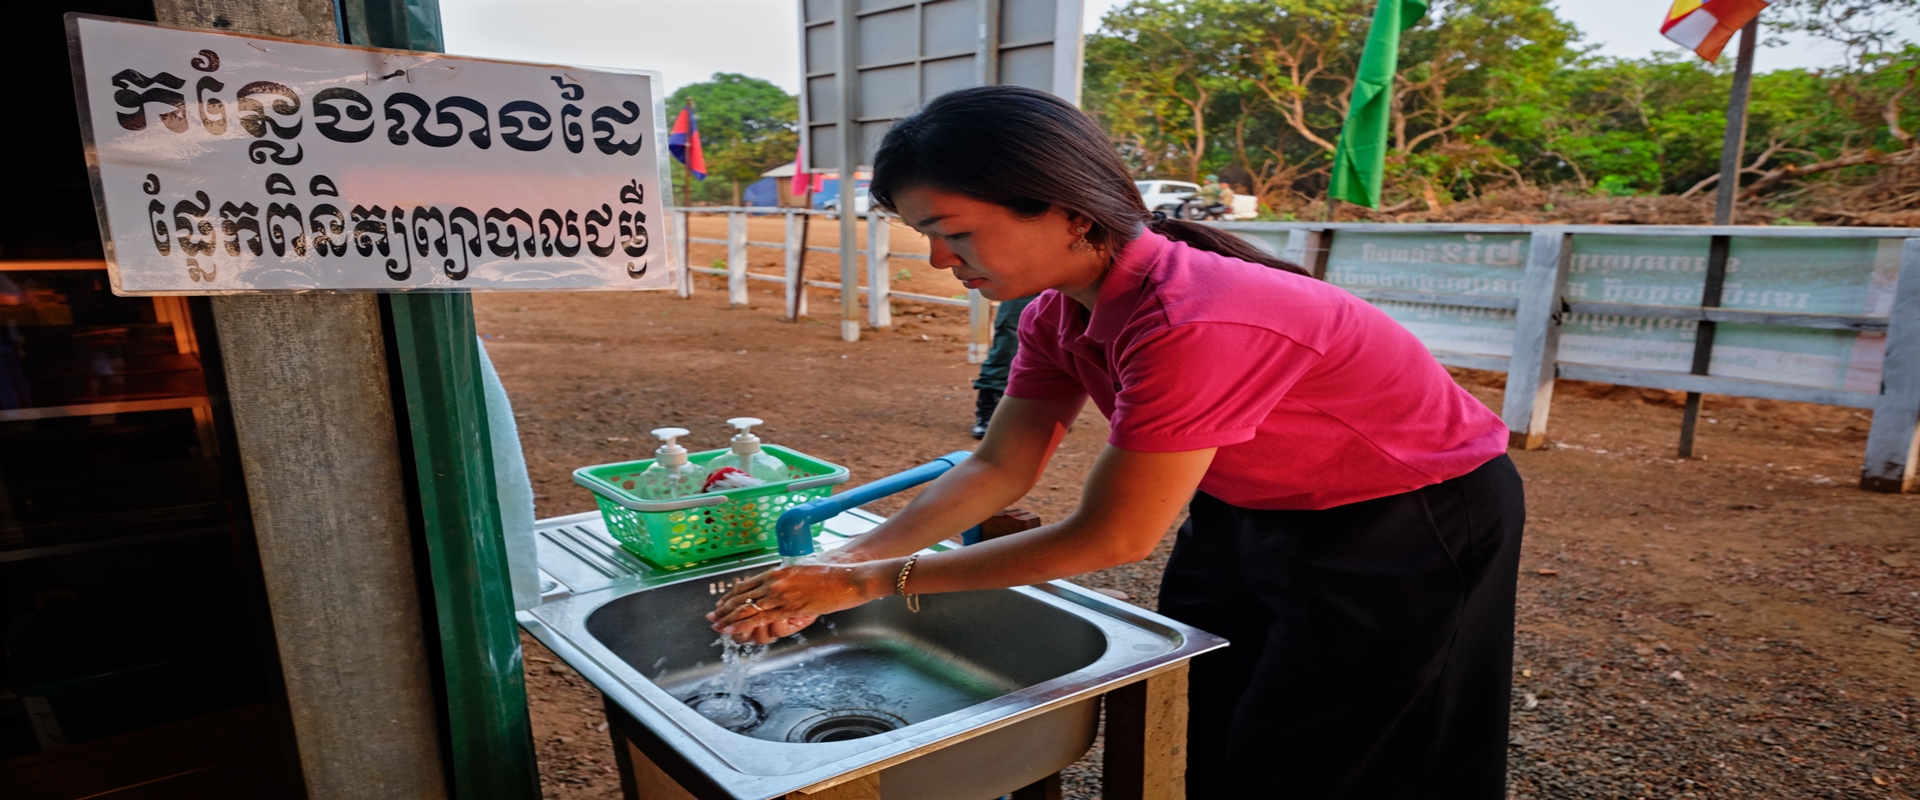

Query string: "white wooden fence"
[[664, 210, 1918, 493], [673, 206, 998, 363], [1220, 222, 1920, 494]]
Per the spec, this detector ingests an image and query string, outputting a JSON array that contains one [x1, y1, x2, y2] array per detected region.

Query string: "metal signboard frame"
[[796, 0, 1084, 173], [795, 0, 1083, 340]]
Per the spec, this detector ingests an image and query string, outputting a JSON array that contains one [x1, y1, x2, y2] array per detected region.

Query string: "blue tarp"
[[743, 177, 779, 207]]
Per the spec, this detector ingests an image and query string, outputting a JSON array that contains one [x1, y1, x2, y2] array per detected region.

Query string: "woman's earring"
[[1071, 227, 1093, 253]]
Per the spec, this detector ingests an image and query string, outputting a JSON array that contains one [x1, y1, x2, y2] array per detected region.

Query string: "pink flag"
[[791, 148, 812, 196]]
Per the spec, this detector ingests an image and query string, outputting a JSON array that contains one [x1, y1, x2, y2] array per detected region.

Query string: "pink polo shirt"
[[1006, 231, 1508, 510]]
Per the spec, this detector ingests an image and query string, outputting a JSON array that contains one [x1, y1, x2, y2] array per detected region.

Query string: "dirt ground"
[[479, 229, 1918, 799]]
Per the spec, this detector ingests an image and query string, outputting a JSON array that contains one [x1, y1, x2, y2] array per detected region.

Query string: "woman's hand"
[[706, 560, 894, 643]]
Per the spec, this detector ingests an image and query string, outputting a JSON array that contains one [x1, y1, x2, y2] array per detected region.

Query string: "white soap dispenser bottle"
[[637, 427, 704, 500], [707, 417, 789, 482]]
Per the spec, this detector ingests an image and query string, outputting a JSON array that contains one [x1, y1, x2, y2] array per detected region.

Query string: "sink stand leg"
[[1102, 662, 1190, 800]]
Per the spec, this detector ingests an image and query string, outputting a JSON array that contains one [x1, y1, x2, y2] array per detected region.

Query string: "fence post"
[[1862, 238, 1920, 492], [784, 211, 808, 321], [676, 210, 693, 298], [727, 210, 749, 307], [968, 290, 992, 365], [867, 209, 892, 328], [1283, 228, 1334, 279], [1501, 227, 1571, 450]]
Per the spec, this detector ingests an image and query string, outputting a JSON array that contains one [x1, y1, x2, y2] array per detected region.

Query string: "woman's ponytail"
[[1147, 215, 1313, 278]]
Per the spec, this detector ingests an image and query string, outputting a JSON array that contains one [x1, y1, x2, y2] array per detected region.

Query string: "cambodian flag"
[[669, 103, 706, 180]]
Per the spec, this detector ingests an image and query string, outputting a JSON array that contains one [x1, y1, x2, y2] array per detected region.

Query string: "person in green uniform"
[[970, 293, 1036, 438]]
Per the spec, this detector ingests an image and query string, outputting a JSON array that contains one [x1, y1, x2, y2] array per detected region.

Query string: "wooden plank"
[[0, 395, 210, 423], [785, 211, 809, 321], [1565, 301, 1889, 332], [1102, 661, 1189, 800], [1501, 229, 1571, 450], [624, 739, 698, 800], [1346, 288, 1520, 311], [890, 290, 968, 308], [0, 259, 107, 271], [1862, 238, 1920, 492], [866, 209, 892, 328], [728, 211, 750, 307], [1557, 364, 1879, 409], [1430, 350, 1512, 373], [792, 773, 881, 799]]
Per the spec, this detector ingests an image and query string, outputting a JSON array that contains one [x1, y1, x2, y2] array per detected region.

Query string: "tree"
[[667, 74, 799, 205], [1082, 0, 1920, 217]]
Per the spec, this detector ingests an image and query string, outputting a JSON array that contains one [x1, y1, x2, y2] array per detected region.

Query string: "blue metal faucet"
[[775, 451, 973, 558]]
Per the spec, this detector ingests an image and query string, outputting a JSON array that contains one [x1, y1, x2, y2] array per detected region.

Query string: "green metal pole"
[[339, 2, 539, 799]]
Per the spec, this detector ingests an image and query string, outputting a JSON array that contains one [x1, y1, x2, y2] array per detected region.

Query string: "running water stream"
[[691, 637, 769, 730]]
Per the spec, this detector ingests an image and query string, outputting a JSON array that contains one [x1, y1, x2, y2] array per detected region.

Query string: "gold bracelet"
[[895, 554, 921, 613]]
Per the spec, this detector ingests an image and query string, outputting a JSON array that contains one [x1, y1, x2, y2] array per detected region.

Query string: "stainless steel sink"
[[520, 510, 1227, 800]]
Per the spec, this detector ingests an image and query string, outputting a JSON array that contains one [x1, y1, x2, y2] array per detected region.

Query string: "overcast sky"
[[440, 0, 1888, 96]]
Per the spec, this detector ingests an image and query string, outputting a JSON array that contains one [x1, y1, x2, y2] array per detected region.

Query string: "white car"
[[1137, 180, 1260, 220], [823, 187, 871, 216], [1137, 180, 1201, 215]]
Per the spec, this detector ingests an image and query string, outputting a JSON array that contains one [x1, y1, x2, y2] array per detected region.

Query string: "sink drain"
[[686, 693, 766, 733], [787, 709, 907, 743]]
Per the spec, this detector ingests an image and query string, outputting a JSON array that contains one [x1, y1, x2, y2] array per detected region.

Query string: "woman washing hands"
[[708, 86, 1523, 799]]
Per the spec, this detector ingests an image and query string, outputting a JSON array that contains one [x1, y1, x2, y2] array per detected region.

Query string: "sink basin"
[[520, 510, 1227, 800]]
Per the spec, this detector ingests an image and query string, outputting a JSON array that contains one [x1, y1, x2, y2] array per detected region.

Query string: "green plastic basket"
[[573, 444, 849, 571]]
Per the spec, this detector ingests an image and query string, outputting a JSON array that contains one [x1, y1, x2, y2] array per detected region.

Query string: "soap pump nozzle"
[[726, 417, 764, 455], [651, 427, 691, 467]]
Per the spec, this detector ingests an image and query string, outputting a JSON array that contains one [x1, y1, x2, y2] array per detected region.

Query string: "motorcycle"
[[1176, 199, 1234, 221]]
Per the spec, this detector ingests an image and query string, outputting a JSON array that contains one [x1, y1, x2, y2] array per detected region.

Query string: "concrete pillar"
[[147, 3, 448, 799]]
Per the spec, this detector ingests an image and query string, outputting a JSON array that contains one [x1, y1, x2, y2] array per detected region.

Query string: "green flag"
[[1327, 0, 1429, 208]]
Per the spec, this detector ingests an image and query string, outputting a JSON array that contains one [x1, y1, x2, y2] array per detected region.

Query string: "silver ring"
[[743, 598, 764, 613]]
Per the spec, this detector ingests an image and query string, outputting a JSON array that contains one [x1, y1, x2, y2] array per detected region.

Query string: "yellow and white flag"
[[1661, 0, 1768, 62]]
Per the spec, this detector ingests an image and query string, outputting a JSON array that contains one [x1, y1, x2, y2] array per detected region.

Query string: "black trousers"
[[1157, 455, 1524, 799]]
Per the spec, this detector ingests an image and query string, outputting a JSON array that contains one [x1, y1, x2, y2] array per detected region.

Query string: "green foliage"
[[1083, 0, 1920, 208], [667, 74, 799, 205]]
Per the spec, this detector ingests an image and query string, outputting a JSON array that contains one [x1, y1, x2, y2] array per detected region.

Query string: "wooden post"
[[147, 3, 447, 800], [1679, 18, 1758, 455], [677, 209, 694, 298], [1862, 238, 1920, 492], [967, 290, 992, 365], [728, 210, 749, 307], [1712, 19, 1759, 226], [867, 208, 892, 328], [1102, 663, 1190, 800], [1501, 228, 1572, 450], [1282, 228, 1334, 280], [1677, 235, 1732, 458], [785, 210, 809, 320]]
